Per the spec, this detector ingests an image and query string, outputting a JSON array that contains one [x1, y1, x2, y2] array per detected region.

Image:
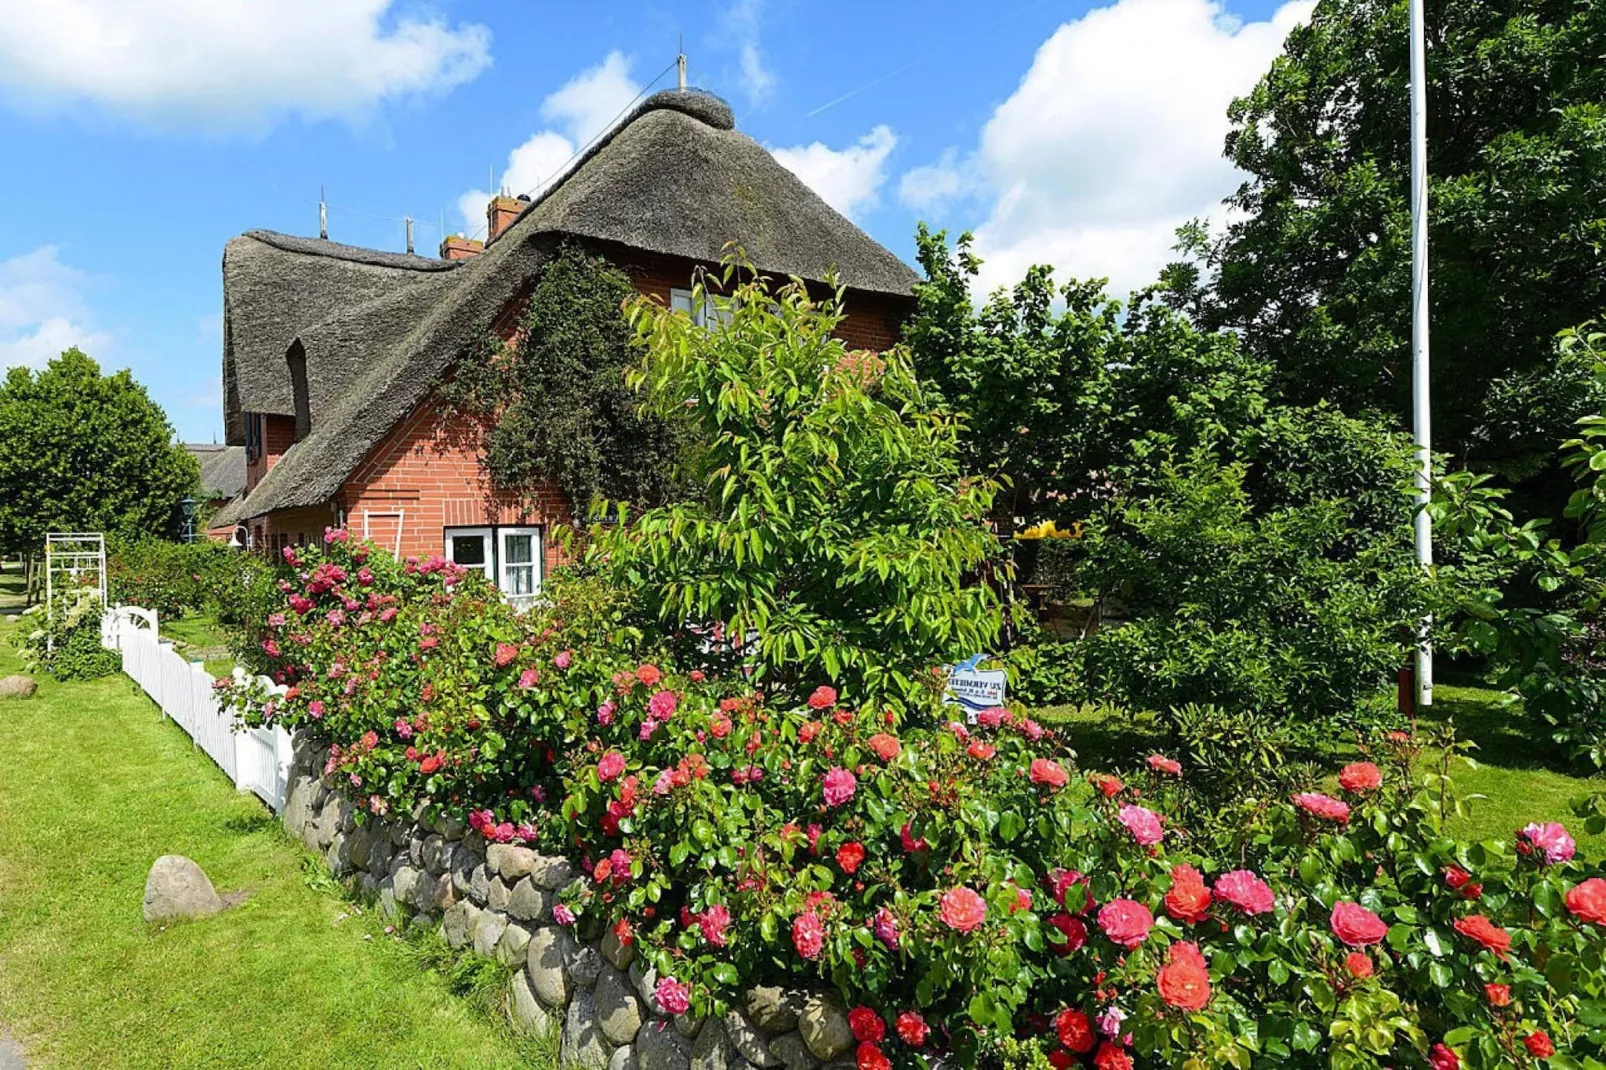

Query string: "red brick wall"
[[336, 400, 569, 576], [244, 414, 297, 492]]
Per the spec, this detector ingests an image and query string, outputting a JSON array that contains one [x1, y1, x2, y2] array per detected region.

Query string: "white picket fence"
[[103, 606, 294, 812]]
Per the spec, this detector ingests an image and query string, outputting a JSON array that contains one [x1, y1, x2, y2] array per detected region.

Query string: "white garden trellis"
[[44, 532, 107, 651]]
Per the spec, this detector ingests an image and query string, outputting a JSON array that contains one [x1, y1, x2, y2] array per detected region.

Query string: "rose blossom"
[[1525, 1032, 1554, 1058], [938, 887, 987, 933], [597, 751, 626, 782], [596, 701, 616, 726], [822, 767, 857, 807], [1147, 754, 1182, 775], [1046, 912, 1088, 954], [1156, 941, 1211, 1011], [872, 907, 900, 949], [793, 911, 825, 959], [1030, 758, 1070, 789], [698, 904, 731, 946], [836, 841, 867, 875], [867, 733, 901, 761], [1452, 914, 1511, 958], [1330, 901, 1388, 947], [1520, 821, 1576, 864], [1055, 1008, 1095, 1053], [1164, 864, 1212, 923], [636, 663, 662, 686], [1097, 898, 1153, 948], [848, 1007, 884, 1044], [494, 643, 519, 668], [1214, 870, 1274, 914], [552, 903, 576, 926], [807, 685, 837, 710], [855, 1042, 890, 1070], [654, 977, 691, 1016], [1345, 951, 1373, 978], [1096, 1007, 1126, 1039], [1116, 804, 1164, 846], [648, 689, 679, 720], [1429, 1042, 1460, 1070], [518, 668, 540, 690], [967, 740, 996, 761], [1568, 877, 1606, 924], [1485, 983, 1511, 1006], [1292, 792, 1350, 823], [895, 1011, 928, 1048], [1094, 1043, 1132, 1070], [1337, 761, 1382, 793]]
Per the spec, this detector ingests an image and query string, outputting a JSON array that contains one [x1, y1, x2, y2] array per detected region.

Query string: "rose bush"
[[225, 533, 1606, 1068]]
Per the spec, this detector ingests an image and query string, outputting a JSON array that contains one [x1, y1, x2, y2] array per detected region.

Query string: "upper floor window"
[[244, 413, 263, 462]]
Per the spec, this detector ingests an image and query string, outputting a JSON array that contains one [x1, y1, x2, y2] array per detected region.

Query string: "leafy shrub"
[[109, 538, 263, 623], [225, 534, 1606, 1068], [16, 588, 118, 680], [592, 262, 1004, 709], [1003, 638, 1082, 708]]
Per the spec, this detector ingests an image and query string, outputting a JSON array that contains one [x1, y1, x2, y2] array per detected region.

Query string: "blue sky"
[[0, 0, 1309, 443]]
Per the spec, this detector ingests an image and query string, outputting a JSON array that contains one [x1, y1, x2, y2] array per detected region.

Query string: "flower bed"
[[228, 534, 1606, 1068]]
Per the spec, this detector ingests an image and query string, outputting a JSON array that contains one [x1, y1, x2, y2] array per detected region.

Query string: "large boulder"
[[562, 987, 611, 1070], [797, 997, 852, 1062], [0, 675, 37, 700], [142, 856, 224, 922]]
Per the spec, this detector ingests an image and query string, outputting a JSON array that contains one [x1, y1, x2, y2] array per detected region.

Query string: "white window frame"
[[444, 526, 494, 583], [670, 287, 730, 327], [497, 526, 543, 611]]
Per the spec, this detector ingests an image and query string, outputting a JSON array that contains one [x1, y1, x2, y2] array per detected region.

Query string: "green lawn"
[[1038, 682, 1606, 859], [160, 610, 236, 676], [0, 612, 545, 1069]]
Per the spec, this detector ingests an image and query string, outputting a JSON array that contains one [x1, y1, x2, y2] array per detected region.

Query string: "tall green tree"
[[1188, 0, 1606, 493], [0, 349, 199, 557]]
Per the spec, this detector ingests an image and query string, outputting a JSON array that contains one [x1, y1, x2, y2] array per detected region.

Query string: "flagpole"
[[1409, 0, 1433, 707]]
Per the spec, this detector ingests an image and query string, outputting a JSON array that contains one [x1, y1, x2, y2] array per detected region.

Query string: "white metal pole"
[[1409, 0, 1433, 707]]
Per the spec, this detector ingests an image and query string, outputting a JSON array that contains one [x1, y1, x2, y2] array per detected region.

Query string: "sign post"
[[943, 654, 1007, 723]]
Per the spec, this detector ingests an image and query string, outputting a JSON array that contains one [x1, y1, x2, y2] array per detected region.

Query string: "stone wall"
[[280, 741, 856, 1070]]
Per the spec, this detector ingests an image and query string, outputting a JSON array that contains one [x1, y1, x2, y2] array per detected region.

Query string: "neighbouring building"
[[183, 443, 247, 541], [210, 89, 918, 604]]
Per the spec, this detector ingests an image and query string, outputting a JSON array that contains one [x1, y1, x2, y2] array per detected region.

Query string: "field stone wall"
[[281, 739, 856, 1070]]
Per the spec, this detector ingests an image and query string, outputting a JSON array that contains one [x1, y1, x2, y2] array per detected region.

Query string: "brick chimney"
[[439, 235, 484, 261], [486, 194, 528, 241]]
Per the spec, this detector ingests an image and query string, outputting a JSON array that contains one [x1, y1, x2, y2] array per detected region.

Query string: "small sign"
[[943, 654, 1006, 723]]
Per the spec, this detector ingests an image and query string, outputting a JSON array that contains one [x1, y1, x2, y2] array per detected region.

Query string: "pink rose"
[[553, 903, 576, 925], [518, 668, 540, 689], [793, 911, 825, 959], [1097, 898, 1153, 948], [1292, 792, 1350, 823], [938, 887, 987, 933], [648, 689, 679, 720], [654, 977, 691, 1016], [554, 649, 572, 670], [494, 643, 519, 668], [1213, 870, 1275, 915], [1117, 804, 1164, 846], [1520, 822, 1576, 864], [1329, 901, 1388, 947], [1029, 758, 1069, 789], [698, 904, 731, 946], [597, 751, 626, 782], [872, 907, 899, 949], [823, 767, 857, 808]]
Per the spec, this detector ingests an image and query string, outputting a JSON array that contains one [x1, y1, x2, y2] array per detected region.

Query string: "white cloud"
[[898, 0, 1315, 300], [456, 53, 641, 235], [725, 0, 775, 105], [0, 246, 111, 371], [0, 0, 491, 130], [772, 126, 898, 221]]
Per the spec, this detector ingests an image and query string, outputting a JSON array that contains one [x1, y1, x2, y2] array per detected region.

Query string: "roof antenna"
[[677, 37, 687, 91], [319, 185, 328, 240], [405, 216, 414, 255]]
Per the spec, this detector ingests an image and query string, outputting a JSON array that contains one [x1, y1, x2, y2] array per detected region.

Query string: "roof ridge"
[[239, 229, 459, 272]]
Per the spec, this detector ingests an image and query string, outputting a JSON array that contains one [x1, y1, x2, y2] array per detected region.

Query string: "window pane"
[[450, 534, 486, 566], [505, 564, 535, 596], [504, 533, 533, 565]]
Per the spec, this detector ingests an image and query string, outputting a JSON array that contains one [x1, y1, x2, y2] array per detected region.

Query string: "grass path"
[[0, 605, 540, 1069], [1039, 682, 1606, 858]]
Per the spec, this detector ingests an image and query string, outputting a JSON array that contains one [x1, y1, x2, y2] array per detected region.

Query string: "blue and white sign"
[[943, 653, 1006, 723]]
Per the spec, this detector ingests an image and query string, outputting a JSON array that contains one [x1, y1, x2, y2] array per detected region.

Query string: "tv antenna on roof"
[[319, 184, 328, 239], [677, 36, 687, 90]]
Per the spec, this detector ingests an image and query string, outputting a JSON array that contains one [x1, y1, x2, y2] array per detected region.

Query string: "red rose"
[[1046, 912, 1088, 955], [1164, 864, 1212, 924], [1337, 761, 1382, 793], [799, 721, 822, 744], [836, 841, 867, 875], [1156, 942, 1211, 1011], [938, 887, 987, 933], [1055, 1008, 1094, 1053], [1344, 952, 1373, 979], [1329, 901, 1388, 947], [855, 1042, 889, 1070], [895, 1011, 928, 1048], [636, 663, 662, 686], [1046, 1051, 1074, 1070], [807, 686, 837, 710], [1525, 1031, 1554, 1058], [1452, 914, 1511, 958], [1029, 758, 1069, 789], [1094, 1043, 1134, 1070], [867, 733, 901, 761], [1088, 773, 1123, 797], [1567, 877, 1606, 925], [967, 740, 996, 761], [1429, 1043, 1459, 1070], [1484, 983, 1511, 1007], [848, 1007, 884, 1044], [1097, 898, 1153, 948], [419, 754, 441, 775]]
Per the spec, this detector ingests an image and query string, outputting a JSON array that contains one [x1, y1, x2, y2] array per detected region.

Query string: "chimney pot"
[[439, 235, 484, 261]]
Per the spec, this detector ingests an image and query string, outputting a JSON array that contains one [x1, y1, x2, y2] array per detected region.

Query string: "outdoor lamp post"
[[1409, 0, 1433, 707]]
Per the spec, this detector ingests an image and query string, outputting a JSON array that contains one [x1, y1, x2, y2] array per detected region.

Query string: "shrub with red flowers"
[[224, 534, 1606, 1069]]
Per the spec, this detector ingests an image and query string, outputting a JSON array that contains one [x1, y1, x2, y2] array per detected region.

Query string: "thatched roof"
[[183, 444, 247, 499], [222, 232, 456, 442], [225, 88, 919, 522]]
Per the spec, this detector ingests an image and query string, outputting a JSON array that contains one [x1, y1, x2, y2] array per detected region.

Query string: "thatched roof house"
[[214, 89, 918, 592]]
